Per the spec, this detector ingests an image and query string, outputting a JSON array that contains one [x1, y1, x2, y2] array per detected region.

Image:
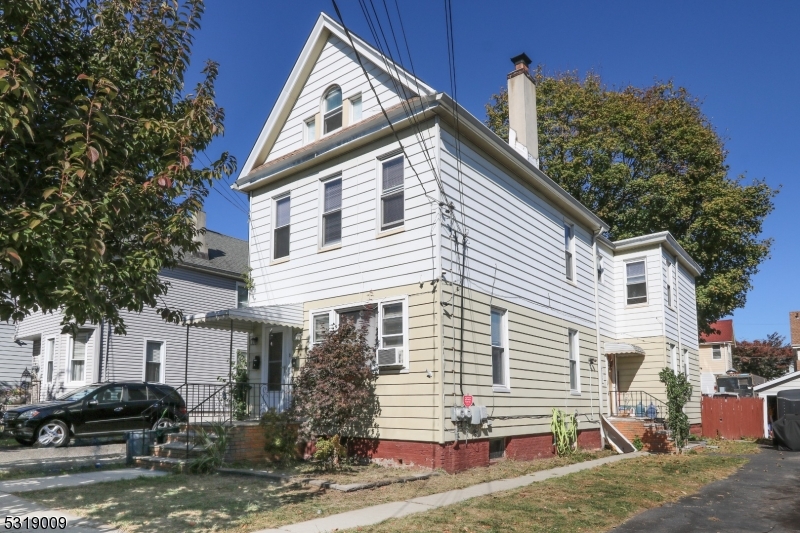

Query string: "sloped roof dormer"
[[237, 12, 434, 181]]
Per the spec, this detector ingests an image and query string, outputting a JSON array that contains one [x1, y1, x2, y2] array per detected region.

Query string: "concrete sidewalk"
[[0, 468, 165, 532], [256, 451, 648, 533]]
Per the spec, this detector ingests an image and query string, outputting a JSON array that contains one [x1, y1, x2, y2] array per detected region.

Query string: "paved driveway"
[[614, 446, 800, 533]]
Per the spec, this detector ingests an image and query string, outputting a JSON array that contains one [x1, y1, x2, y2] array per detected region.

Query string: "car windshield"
[[56, 385, 101, 401]]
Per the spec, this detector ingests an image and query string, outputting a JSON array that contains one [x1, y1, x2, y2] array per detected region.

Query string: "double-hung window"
[[380, 302, 404, 350], [712, 344, 721, 360], [380, 156, 404, 230], [305, 118, 316, 144], [491, 308, 508, 389], [564, 224, 575, 282], [70, 330, 91, 382], [44, 338, 54, 383], [625, 260, 647, 305], [666, 260, 674, 307], [568, 329, 580, 393], [323, 86, 342, 134], [312, 313, 331, 345], [322, 178, 342, 247], [597, 254, 604, 284], [683, 348, 690, 377], [670, 343, 677, 374], [274, 195, 291, 260], [145, 341, 164, 382], [237, 283, 249, 309]]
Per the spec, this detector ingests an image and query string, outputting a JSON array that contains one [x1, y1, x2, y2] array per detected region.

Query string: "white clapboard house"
[[186, 13, 703, 471], [14, 214, 249, 403]]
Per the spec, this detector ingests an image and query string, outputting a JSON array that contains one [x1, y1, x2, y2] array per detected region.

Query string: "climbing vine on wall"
[[551, 408, 578, 456], [659, 367, 693, 452]]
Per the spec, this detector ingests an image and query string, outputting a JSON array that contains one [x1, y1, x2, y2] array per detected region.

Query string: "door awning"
[[185, 304, 304, 332], [604, 342, 646, 357]]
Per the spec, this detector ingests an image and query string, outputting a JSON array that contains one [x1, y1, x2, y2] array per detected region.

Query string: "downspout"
[[591, 230, 606, 446], [675, 255, 683, 372]]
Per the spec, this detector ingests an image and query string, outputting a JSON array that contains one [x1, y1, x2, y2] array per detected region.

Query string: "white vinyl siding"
[[266, 35, 412, 163]]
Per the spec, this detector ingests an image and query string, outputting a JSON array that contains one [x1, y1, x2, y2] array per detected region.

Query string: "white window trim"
[[142, 338, 167, 383], [318, 173, 343, 251], [375, 150, 405, 236], [304, 116, 316, 145], [666, 259, 676, 309], [564, 221, 576, 285], [43, 336, 56, 385], [624, 257, 649, 307], [683, 348, 690, 377], [569, 329, 581, 395], [670, 343, 678, 374], [597, 254, 605, 285], [712, 344, 722, 360], [349, 93, 362, 123], [308, 295, 410, 373], [272, 192, 291, 262], [66, 328, 96, 385], [491, 307, 511, 393]]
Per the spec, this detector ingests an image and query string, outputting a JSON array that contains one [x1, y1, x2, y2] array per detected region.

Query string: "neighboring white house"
[[754, 370, 800, 438], [14, 217, 249, 401], [1, 322, 32, 389], [188, 13, 703, 471]]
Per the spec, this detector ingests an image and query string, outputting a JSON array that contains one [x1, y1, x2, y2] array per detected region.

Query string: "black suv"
[[3, 382, 187, 447]]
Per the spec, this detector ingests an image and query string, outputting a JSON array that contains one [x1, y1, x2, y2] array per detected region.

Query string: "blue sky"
[[188, 1, 800, 342]]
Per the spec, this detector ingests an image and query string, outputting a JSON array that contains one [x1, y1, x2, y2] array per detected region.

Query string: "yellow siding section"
[[699, 343, 732, 374]]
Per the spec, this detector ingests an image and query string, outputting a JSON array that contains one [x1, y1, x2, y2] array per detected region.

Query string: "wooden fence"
[[701, 395, 764, 439]]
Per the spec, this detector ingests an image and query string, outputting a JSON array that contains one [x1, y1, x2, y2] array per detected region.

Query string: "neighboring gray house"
[[14, 218, 249, 401], [1, 322, 32, 389]]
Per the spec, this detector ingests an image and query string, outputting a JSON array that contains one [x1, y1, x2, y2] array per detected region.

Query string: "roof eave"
[[613, 231, 703, 277]]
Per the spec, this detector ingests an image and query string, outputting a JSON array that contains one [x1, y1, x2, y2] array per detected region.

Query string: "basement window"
[[489, 438, 505, 460]]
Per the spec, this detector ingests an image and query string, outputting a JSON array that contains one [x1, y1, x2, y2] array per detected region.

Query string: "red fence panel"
[[701, 395, 764, 439]]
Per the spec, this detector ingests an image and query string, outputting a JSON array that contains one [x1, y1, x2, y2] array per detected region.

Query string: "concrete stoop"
[[607, 417, 676, 453]]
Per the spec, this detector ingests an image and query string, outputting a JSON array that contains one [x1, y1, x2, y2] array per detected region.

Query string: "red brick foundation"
[[224, 422, 267, 462], [353, 428, 602, 473], [690, 423, 702, 436]]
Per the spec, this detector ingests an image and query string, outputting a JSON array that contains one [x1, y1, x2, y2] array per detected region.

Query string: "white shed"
[[753, 371, 800, 437]]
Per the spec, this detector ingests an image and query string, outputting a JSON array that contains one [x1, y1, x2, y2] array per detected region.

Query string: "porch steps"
[[606, 416, 675, 454], [133, 455, 187, 472], [132, 427, 221, 471]]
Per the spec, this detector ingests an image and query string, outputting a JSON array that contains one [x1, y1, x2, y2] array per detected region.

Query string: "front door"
[[260, 328, 290, 414]]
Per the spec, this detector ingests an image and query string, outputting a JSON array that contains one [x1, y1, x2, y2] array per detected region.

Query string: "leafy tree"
[[0, 0, 234, 333], [659, 367, 693, 452], [486, 70, 775, 331], [293, 317, 380, 447], [733, 332, 794, 380]]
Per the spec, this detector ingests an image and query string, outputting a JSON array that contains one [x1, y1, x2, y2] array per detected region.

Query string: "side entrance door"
[[260, 328, 290, 413]]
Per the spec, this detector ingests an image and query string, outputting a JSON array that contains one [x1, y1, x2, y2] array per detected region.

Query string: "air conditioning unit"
[[377, 347, 403, 368]]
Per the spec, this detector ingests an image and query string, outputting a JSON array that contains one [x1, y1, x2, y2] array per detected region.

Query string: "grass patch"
[[700, 437, 761, 455], [0, 462, 129, 482], [363, 453, 747, 532], [21, 450, 612, 532]]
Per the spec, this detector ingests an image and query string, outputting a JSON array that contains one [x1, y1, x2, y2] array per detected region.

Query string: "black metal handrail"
[[613, 390, 667, 421], [175, 381, 293, 425]]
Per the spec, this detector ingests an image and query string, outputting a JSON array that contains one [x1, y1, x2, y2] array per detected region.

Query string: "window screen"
[[569, 330, 579, 392], [274, 195, 291, 259], [381, 157, 404, 230], [71, 330, 91, 382], [305, 119, 316, 143], [564, 225, 574, 281], [313, 314, 330, 344], [351, 96, 362, 122], [626, 261, 647, 305], [323, 178, 342, 246], [381, 302, 404, 348]]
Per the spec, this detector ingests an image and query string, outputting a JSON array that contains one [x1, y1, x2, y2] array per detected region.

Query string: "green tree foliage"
[[293, 317, 380, 445], [659, 367, 693, 452], [485, 70, 775, 331], [733, 332, 794, 380], [0, 0, 235, 333]]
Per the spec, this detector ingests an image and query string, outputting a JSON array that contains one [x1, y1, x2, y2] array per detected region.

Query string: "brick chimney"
[[507, 53, 539, 168], [193, 211, 208, 259]]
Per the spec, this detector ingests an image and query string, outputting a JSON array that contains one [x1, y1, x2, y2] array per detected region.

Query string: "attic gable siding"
[[597, 242, 616, 338], [678, 263, 699, 350], [266, 35, 412, 163]]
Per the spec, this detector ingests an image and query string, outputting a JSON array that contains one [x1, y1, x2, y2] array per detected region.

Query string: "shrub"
[[551, 408, 578, 456], [632, 435, 644, 451], [293, 316, 380, 442], [260, 409, 298, 464], [313, 435, 348, 468], [188, 423, 230, 474]]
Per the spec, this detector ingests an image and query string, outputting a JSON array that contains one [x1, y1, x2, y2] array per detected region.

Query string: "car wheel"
[[36, 420, 70, 447], [14, 437, 35, 446], [152, 417, 176, 432]]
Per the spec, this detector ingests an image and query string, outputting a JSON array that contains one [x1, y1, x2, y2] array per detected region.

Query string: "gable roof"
[[237, 12, 434, 180], [753, 370, 800, 393], [179, 230, 247, 278], [700, 319, 734, 344]]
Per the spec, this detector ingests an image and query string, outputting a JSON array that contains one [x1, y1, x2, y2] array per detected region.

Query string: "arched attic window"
[[323, 85, 343, 135]]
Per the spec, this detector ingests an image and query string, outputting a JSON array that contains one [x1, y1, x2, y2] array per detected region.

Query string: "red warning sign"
[[463, 395, 473, 407]]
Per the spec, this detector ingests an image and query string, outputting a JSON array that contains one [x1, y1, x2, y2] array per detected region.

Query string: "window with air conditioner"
[[380, 156, 404, 231], [377, 301, 404, 368], [321, 177, 342, 247], [625, 260, 647, 305], [323, 86, 342, 135], [273, 194, 291, 260]]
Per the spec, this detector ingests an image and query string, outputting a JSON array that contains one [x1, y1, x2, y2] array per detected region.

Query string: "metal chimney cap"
[[510, 53, 532, 69]]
